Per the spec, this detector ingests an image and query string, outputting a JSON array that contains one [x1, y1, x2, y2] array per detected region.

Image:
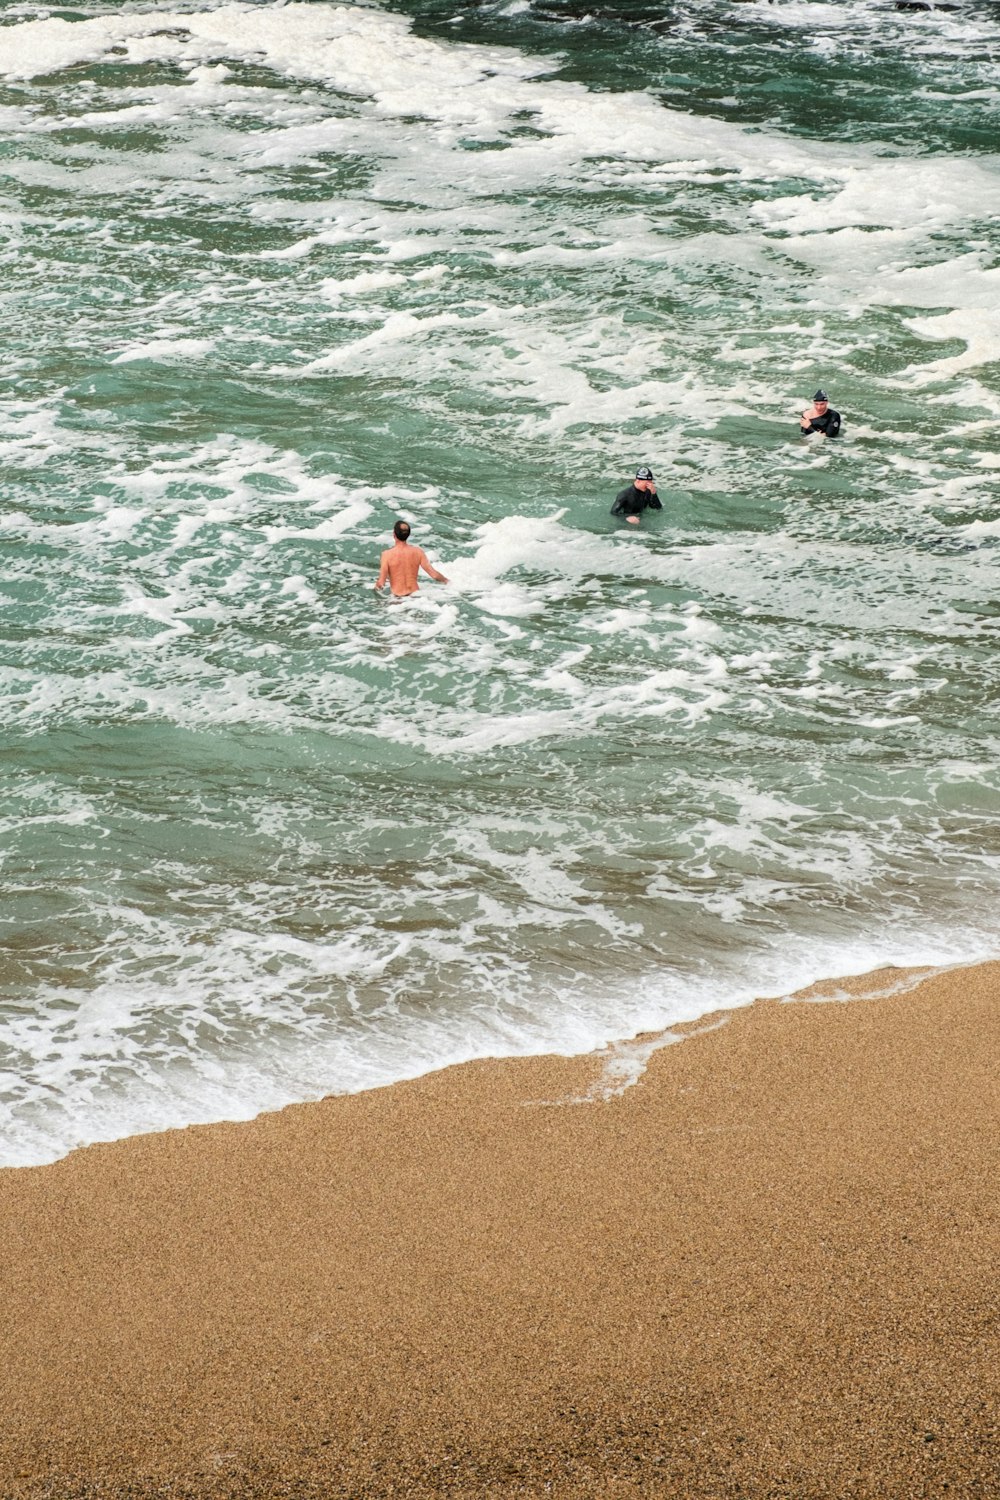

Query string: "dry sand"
[[1, 962, 997, 1499]]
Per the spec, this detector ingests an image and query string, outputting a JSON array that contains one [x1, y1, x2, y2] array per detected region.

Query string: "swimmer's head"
[[635, 465, 654, 482], [393, 519, 411, 541], [813, 390, 828, 406]]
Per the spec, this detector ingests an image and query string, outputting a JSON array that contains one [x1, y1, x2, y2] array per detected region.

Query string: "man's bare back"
[[374, 520, 448, 597]]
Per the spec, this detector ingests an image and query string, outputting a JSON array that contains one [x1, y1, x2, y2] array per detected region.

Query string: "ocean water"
[[2, 0, 999, 1168]]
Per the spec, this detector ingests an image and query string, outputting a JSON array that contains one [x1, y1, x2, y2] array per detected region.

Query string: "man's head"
[[813, 390, 829, 408], [393, 519, 411, 542], [635, 465, 654, 483]]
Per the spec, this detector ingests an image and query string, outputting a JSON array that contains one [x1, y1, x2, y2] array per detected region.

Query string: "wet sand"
[[1, 962, 997, 1498]]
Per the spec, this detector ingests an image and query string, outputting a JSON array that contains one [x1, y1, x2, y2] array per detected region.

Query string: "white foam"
[[0, 4, 545, 101], [739, 0, 992, 48], [901, 308, 1000, 385], [259, 502, 372, 545], [753, 157, 1000, 238], [318, 269, 408, 299], [112, 336, 215, 365], [299, 305, 510, 373], [2, 0, 984, 231]]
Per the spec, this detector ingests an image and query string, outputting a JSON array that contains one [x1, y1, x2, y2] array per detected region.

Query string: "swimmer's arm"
[[374, 552, 390, 591], [417, 549, 448, 584], [648, 490, 663, 510]]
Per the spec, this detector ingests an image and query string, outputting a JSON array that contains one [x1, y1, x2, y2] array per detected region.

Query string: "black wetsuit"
[[801, 406, 841, 438], [611, 484, 663, 517]]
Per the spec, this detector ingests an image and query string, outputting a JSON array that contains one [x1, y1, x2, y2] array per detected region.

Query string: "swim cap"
[[635, 465, 654, 481], [813, 390, 828, 402]]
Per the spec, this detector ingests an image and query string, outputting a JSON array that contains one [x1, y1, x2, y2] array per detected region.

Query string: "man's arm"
[[374, 551, 390, 591], [826, 410, 841, 437], [417, 549, 448, 584], [610, 486, 629, 515], [648, 490, 663, 510]]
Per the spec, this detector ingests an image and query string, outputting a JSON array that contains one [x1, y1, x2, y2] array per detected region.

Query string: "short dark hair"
[[393, 519, 411, 541]]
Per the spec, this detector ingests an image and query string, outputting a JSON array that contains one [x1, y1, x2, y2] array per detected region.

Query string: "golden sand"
[[1, 963, 997, 1498]]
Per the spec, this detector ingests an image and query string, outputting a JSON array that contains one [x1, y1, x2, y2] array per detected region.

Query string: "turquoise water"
[[2, 0, 999, 1166]]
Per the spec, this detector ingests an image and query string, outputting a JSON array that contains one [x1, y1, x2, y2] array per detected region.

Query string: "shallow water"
[[2, 0, 999, 1166]]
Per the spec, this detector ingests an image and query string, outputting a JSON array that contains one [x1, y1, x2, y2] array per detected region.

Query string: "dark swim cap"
[[635, 465, 654, 481], [813, 390, 828, 402]]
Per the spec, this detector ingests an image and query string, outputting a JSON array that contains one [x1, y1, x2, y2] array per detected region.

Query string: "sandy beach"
[[1, 962, 997, 1499]]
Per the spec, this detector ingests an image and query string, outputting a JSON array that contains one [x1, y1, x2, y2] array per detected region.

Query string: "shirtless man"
[[374, 519, 449, 597]]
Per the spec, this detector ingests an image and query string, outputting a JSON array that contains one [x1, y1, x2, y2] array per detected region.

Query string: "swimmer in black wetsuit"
[[800, 389, 841, 438], [611, 465, 664, 525]]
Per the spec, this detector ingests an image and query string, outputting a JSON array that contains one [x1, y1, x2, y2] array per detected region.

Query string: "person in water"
[[611, 465, 663, 525], [799, 389, 841, 438], [374, 519, 449, 597]]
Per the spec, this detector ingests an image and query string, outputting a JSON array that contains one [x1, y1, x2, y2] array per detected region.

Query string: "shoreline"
[[5, 953, 984, 1175], [1, 960, 998, 1497]]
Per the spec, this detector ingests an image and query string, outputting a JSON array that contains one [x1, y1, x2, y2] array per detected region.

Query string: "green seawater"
[[1, 0, 998, 1164]]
